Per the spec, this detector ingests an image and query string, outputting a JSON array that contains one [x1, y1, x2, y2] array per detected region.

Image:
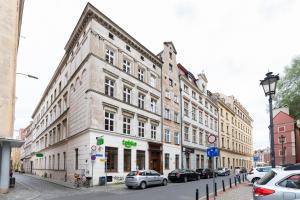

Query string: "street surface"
[[5, 173, 248, 200]]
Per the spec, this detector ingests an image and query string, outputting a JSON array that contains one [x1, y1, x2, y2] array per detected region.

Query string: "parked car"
[[247, 166, 282, 184], [168, 169, 200, 182], [196, 168, 216, 179], [216, 168, 230, 176], [125, 170, 168, 189], [253, 164, 300, 200]]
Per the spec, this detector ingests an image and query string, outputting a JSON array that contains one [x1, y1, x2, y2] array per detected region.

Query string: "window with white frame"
[[199, 111, 203, 124], [174, 132, 179, 145], [169, 78, 173, 87], [105, 48, 114, 64], [169, 63, 173, 72], [184, 102, 189, 117], [205, 101, 208, 108], [105, 78, 115, 97], [199, 96, 203, 104], [192, 129, 197, 143], [199, 130, 203, 145], [123, 117, 131, 134], [150, 75, 156, 87], [205, 115, 208, 126], [192, 91, 196, 99], [138, 68, 144, 81], [184, 84, 189, 93], [164, 108, 171, 120], [184, 127, 189, 141], [174, 112, 179, 123], [123, 59, 131, 73], [123, 87, 131, 103], [138, 121, 145, 137], [105, 112, 114, 131], [150, 98, 157, 113], [138, 93, 145, 109], [151, 125, 157, 140], [210, 117, 213, 129], [214, 120, 218, 131], [174, 95, 178, 103], [166, 90, 171, 99], [165, 129, 170, 143], [192, 107, 196, 121]]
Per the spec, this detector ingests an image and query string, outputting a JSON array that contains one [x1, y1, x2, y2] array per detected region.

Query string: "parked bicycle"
[[74, 173, 90, 188]]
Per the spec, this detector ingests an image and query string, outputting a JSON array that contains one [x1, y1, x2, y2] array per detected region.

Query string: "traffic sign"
[[208, 134, 216, 144], [253, 156, 259, 162], [207, 147, 220, 157], [91, 145, 97, 151], [91, 155, 96, 161]]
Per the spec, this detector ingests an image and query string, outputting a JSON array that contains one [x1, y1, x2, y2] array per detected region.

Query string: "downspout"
[[179, 75, 184, 169], [160, 61, 164, 174]]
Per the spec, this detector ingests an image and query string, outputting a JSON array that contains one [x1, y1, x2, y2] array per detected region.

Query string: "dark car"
[[168, 169, 200, 182], [196, 168, 216, 179], [239, 167, 247, 174]]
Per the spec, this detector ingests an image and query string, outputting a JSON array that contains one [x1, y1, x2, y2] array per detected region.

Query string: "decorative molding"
[[137, 114, 148, 122], [121, 108, 135, 118], [137, 86, 148, 94], [121, 78, 135, 87], [102, 102, 118, 112], [150, 92, 160, 99], [103, 68, 119, 79]]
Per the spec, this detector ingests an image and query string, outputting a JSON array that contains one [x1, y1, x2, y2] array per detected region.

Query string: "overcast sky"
[[15, 0, 300, 149]]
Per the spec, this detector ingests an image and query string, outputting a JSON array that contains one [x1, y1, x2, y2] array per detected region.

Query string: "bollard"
[[229, 178, 232, 188], [222, 180, 225, 192], [239, 175, 241, 184], [214, 182, 217, 196], [234, 177, 237, 186], [196, 189, 199, 200], [242, 174, 245, 182], [206, 184, 209, 200]]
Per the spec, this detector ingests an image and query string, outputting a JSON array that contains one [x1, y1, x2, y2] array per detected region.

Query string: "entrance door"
[[148, 142, 162, 174], [30, 161, 33, 174]]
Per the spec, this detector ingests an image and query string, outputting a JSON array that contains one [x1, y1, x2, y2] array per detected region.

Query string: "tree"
[[274, 57, 300, 120]]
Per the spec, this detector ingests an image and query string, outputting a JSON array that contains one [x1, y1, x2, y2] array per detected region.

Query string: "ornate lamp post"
[[260, 72, 279, 168], [279, 135, 285, 165]]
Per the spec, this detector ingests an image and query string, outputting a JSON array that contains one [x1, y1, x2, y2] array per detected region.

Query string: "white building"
[[178, 64, 219, 170]]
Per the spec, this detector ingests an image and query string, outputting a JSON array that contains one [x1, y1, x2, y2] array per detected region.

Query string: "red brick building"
[[273, 107, 300, 165]]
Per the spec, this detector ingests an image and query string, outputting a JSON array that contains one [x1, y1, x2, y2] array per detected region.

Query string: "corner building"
[[29, 3, 167, 185]]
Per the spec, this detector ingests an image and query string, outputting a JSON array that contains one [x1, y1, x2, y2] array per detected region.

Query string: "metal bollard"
[[229, 178, 232, 188], [242, 174, 245, 182], [222, 180, 225, 192], [196, 189, 199, 200], [206, 184, 209, 200], [215, 182, 217, 196], [234, 177, 237, 186], [239, 175, 241, 184]]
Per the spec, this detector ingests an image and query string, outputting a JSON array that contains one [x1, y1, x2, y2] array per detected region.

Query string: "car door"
[[277, 174, 300, 200], [151, 170, 161, 185], [145, 171, 154, 186]]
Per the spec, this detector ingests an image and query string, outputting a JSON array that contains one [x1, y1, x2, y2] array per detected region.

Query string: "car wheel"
[[162, 179, 168, 186], [127, 186, 132, 189], [184, 176, 188, 183], [251, 177, 260, 184], [140, 181, 147, 189]]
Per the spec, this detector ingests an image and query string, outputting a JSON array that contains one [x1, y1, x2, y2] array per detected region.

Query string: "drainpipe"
[[179, 75, 184, 169], [160, 60, 164, 174]]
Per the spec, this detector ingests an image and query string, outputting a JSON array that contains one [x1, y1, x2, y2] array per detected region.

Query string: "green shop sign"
[[36, 153, 43, 157], [122, 140, 137, 148], [97, 136, 104, 145]]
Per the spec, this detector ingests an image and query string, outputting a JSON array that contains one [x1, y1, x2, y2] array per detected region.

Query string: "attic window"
[[140, 56, 144, 61], [153, 64, 156, 69], [109, 32, 114, 40], [126, 45, 131, 51], [169, 52, 172, 60]]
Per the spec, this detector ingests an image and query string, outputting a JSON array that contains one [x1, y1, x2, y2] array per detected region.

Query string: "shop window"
[[124, 149, 131, 172], [105, 147, 118, 172], [136, 150, 145, 170]]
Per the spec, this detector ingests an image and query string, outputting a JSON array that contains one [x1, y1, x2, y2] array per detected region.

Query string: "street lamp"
[[279, 135, 285, 165], [16, 72, 38, 79], [260, 72, 279, 168]]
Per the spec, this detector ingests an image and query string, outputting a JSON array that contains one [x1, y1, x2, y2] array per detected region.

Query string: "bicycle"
[[74, 173, 90, 188]]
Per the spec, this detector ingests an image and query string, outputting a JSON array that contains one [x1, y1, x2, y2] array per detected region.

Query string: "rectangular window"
[[199, 130, 203, 145], [123, 117, 131, 135], [192, 91, 196, 99], [169, 63, 173, 71], [174, 95, 178, 103], [174, 112, 179, 123], [136, 150, 145, 170], [150, 75, 156, 87], [199, 111, 203, 124], [169, 78, 173, 87], [105, 78, 114, 97], [192, 107, 196, 120], [151, 125, 157, 140], [138, 93, 145, 109], [165, 90, 171, 99], [205, 115, 208, 126], [184, 127, 189, 141], [105, 112, 114, 131], [192, 129, 196, 143], [123, 87, 131, 103], [164, 108, 171, 120], [57, 153, 60, 170], [165, 153, 170, 170], [150, 98, 157, 113], [138, 121, 145, 137], [123, 59, 131, 73], [105, 147, 118, 172], [184, 85, 188, 93], [175, 154, 179, 169], [75, 148, 78, 170], [210, 117, 213, 129], [165, 129, 170, 143], [105, 48, 114, 64], [174, 132, 179, 145], [138, 68, 144, 81], [63, 152, 66, 170], [184, 102, 189, 117], [124, 149, 131, 172], [196, 155, 200, 169]]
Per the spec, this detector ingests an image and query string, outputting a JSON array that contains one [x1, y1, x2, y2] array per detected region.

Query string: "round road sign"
[[91, 145, 97, 151], [208, 134, 216, 144]]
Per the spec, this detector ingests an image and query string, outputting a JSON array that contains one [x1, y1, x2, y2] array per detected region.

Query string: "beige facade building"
[[215, 93, 253, 170], [0, 0, 24, 193]]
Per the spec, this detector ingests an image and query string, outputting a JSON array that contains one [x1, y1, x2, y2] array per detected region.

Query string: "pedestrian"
[[235, 167, 240, 182]]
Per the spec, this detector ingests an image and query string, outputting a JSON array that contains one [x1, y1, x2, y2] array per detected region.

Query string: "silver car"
[[125, 170, 168, 189], [253, 167, 300, 200]]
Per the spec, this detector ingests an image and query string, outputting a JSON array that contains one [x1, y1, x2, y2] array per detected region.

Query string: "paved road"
[[14, 173, 245, 200]]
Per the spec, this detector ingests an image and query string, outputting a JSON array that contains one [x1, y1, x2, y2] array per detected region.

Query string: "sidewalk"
[[215, 183, 253, 200], [0, 182, 40, 200]]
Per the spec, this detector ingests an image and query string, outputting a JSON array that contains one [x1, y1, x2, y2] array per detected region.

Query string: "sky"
[[15, 0, 300, 149]]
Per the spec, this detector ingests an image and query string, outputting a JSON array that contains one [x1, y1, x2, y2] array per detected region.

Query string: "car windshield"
[[257, 167, 272, 172], [127, 171, 138, 176], [171, 169, 184, 173], [257, 170, 276, 185]]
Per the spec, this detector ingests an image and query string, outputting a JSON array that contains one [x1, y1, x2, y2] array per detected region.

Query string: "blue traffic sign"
[[207, 147, 220, 157], [253, 156, 259, 161]]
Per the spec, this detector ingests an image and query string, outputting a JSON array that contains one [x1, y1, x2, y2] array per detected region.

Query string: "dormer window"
[[108, 32, 114, 40]]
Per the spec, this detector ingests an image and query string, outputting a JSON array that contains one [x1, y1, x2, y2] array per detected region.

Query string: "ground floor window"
[[175, 154, 179, 169], [201, 155, 204, 168], [186, 154, 190, 169], [165, 153, 170, 169], [136, 150, 145, 170], [196, 154, 200, 169], [124, 149, 131, 172], [106, 147, 118, 172]]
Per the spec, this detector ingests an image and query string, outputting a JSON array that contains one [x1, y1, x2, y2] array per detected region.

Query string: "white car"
[[247, 166, 282, 183]]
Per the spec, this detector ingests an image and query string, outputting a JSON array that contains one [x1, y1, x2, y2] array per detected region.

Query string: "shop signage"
[[96, 154, 103, 157], [36, 153, 44, 157], [122, 139, 137, 148], [97, 136, 104, 145]]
